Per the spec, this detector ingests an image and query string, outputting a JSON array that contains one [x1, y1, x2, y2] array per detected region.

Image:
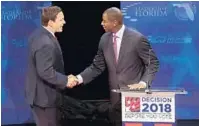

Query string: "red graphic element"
[[125, 97, 140, 112]]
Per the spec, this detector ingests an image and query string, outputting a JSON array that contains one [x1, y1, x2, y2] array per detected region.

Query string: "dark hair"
[[41, 6, 62, 26]]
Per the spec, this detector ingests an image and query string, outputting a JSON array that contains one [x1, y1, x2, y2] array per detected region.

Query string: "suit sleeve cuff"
[[76, 75, 83, 84], [139, 81, 147, 87]]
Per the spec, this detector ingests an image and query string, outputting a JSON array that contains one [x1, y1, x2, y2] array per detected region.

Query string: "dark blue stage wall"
[[1, 1, 51, 124], [121, 1, 199, 119]]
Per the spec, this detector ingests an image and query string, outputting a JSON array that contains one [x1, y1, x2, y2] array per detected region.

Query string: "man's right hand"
[[66, 74, 79, 88]]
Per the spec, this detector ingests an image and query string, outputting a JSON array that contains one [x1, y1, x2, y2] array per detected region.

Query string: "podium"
[[112, 88, 187, 126]]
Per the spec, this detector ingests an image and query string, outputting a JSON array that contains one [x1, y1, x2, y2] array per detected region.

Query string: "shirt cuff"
[[76, 75, 83, 84], [139, 81, 147, 88]]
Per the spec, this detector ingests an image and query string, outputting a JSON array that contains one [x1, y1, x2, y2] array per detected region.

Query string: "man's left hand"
[[127, 83, 146, 90]]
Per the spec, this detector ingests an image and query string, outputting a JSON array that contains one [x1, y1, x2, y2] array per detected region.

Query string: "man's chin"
[[104, 29, 108, 32], [103, 28, 111, 32], [56, 28, 63, 32]]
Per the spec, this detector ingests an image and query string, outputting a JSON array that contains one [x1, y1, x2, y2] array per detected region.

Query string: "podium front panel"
[[121, 92, 176, 126]]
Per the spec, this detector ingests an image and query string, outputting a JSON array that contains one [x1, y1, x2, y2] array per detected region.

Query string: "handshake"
[[66, 74, 80, 88]]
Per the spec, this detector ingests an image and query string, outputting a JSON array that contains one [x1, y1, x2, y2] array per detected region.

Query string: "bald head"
[[103, 7, 123, 25]]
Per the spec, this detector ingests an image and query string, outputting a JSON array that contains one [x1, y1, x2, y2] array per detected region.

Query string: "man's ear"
[[113, 20, 118, 26], [48, 20, 53, 27]]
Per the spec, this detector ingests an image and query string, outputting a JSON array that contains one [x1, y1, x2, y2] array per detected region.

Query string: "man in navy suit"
[[25, 6, 77, 126], [70, 7, 159, 126]]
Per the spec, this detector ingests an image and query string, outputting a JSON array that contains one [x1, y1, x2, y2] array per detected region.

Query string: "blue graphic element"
[[1, 1, 51, 125], [121, 1, 199, 119], [173, 2, 196, 21]]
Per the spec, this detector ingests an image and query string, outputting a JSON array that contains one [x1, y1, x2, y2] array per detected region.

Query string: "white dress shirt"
[[113, 24, 125, 60]]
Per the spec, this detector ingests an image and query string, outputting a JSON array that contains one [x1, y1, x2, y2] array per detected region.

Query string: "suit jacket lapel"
[[41, 27, 64, 67], [117, 28, 128, 66], [41, 27, 62, 55], [53, 37, 62, 54], [108, 34, 117, 67]]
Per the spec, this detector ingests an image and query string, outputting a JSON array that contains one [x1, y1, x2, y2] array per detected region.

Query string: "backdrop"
[[121, 1, 199, 119], [1, 1, 51, 124], [1, 1, 199, 125]]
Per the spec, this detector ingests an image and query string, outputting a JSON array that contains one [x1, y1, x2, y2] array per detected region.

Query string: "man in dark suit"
[[25, 6, 77, 126], [71, 7, 159, 126]]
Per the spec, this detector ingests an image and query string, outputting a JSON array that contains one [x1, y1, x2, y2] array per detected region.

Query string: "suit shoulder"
[[97, 32, 110, 49], [30, 28, 51, 43], [101, 32, 111, 39], [126, 27, 144, 38], [29, 30, 52, 51], [99, 32, 111, 45]]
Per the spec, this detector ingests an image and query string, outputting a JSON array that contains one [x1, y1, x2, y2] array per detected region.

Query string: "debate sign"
[[122, 92, 175, 123]]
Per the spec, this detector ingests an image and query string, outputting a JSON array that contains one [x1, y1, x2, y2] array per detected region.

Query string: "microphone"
[[145, 49, 152, 94]]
